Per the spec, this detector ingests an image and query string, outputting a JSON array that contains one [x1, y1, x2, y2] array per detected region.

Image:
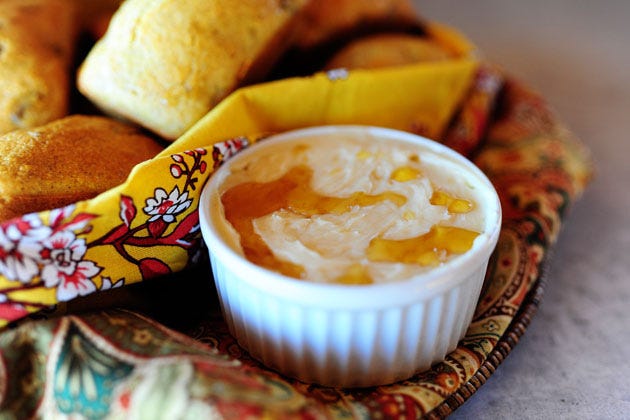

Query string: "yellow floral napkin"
[[0, 24, 479, 328]]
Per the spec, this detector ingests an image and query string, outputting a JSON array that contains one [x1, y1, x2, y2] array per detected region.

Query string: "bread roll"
[[0, 0, 77, 134], [77, 0, 309, 140], [293, 0, 419, 50], [71, 0, 121, 25], [0, 115, 164, 222], [70, 0, 122, 38], [324, 33, 453, 70]]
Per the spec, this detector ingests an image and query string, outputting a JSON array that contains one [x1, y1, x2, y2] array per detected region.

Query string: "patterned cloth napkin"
[[0, 23, 592, 418], [0, 23, 477, 327]]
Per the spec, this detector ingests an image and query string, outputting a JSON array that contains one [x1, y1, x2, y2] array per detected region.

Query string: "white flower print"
[[100, 277, 124, 290], [40, 230, 101, 301], [143, 187, 192, 223], [0, 214, 52, 283]]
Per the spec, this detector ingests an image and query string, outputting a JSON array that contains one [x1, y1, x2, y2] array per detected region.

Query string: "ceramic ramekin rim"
[[199, 125, 502, 310]]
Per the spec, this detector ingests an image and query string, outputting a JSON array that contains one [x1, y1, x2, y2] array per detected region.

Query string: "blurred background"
[[416, 1, 630, 418]]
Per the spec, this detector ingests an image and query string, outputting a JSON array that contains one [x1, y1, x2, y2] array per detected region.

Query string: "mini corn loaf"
[[77, 0, 310, 140], [293, 0, 419, 49], [324, 33, 453, 70], [0, 0, 77, 134], [0, 115, 164, 221]]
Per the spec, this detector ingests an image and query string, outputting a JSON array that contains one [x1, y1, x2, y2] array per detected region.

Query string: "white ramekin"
[[199, 125, 501, 388]]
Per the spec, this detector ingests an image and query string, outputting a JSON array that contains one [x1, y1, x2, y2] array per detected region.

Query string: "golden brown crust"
[[293, 0, 420, 50], [0, 115, 164, 221], [0, 0, 78, 134], [77, 0, 310, 140], [70, 0, 121, 27], [70, 0, 122, 39], [324, 33, 454, 70]]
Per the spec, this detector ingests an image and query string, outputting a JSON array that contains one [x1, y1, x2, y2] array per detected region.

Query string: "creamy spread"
[[211, 132, 487, 284]]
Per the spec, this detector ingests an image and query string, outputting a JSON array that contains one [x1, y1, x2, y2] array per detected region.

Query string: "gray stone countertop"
[[416, 1, 630, 418]]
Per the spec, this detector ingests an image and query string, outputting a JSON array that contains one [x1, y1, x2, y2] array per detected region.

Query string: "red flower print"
[[0, 297, 28, 320]]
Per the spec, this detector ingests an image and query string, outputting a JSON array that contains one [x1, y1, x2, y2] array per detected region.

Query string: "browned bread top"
[[324, 33, 453, 70], [293, 0, 419, 50], [77, 0, 310, 140], [0, 115, 164, 221], [0, 0, 78, 134]]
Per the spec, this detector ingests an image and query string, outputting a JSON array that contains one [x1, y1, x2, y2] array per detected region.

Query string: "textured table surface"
[[417, 1, 630, 418]]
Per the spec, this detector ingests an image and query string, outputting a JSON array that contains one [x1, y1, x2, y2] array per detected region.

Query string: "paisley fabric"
[[0, 69, 592, 418]]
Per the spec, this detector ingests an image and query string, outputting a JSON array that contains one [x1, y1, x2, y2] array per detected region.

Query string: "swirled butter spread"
[[212, 133, 486, 284]]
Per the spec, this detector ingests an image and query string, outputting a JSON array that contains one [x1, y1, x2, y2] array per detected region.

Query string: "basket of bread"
[[0, 0, 483, 323], [0, 0, 592, 418]]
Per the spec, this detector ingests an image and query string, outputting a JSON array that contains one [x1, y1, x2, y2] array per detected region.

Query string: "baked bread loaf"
[[71, 0, 121, 25], [293, 0, 419, 50], [70, 0, 122, 38], [324, 33, 453, 70], [0, 115, 164, 222], [77, 0, 309, 140], [0, 0, 77, 134]]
